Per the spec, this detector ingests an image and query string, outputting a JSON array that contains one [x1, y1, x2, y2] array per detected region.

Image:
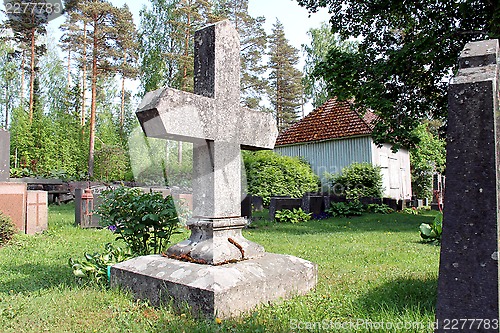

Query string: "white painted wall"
[[371, 141, 412, 200]]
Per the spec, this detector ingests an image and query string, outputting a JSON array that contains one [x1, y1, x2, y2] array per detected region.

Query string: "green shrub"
[[68, 243, 133, 285], [366, 203, 394, 214], [97, 187, 185, 255], [94, 145, 132, 181], [327, 201, 364, 218], [243, 151, 319, 205], [327, 162, 383, 199], [402, 207, 420, 215], [0, 212, 16, 246], [275, 208, 312, 223], [420, 212, 442, 244]]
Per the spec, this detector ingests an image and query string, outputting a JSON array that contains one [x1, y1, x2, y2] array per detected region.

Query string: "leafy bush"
[[327, 201, 364, 218], [327, 162, 383, 199], [243, 151, 319, 205], [97, 187, 184, 255], [0, 212, 16, 246], [68, 243, 133, 285], [402, 207, 420, 215], [420, 212, 443, 244], [94, 145, 132, 181], [275, 208, 312, 223], [366, 204, 394, 214]]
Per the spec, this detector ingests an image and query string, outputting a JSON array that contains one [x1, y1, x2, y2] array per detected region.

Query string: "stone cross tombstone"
[[112, 20, 317, 319], [136, 20, 277, 265], [0, 129, 9, 181], [435, 39, 500, 332]]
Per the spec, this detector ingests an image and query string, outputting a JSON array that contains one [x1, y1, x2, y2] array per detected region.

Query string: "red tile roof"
[[275, 98, 378, 146]]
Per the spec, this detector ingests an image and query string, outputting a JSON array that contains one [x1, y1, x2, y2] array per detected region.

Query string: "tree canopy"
[[297, 0, 500, 149]]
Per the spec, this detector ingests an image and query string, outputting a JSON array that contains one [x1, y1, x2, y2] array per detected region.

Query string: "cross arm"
[[136, 87, 216, 142]]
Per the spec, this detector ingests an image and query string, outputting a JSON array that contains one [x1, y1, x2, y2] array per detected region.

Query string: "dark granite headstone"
[[251, 195, 264, 211], [269, 197, 302, 221], [382, 198, 398, 211], [0, 129, 9, 181], [241, 194, 252, 219], [302, 192, 325, 215], [435, 39, 500, 332], [75, 188, 82, 226]]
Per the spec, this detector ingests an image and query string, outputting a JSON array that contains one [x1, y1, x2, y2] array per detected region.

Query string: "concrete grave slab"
[[26, 190, 48, 235]]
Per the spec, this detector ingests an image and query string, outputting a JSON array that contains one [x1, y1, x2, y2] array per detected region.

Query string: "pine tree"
[[267, 19, 303, 132], [114, 4, 139, 129], [62, 0, 137, 179], [61, 0, 92, 127], [4, 0, 48, 122]]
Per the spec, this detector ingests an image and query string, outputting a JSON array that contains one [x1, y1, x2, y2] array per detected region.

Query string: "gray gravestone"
[[435, 39, 500, 332], [112, 20, 317, 319], [0, 129, 9, 181]]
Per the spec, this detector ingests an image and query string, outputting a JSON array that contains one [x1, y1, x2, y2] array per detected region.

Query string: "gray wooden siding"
[[274, 136, 373, 188]]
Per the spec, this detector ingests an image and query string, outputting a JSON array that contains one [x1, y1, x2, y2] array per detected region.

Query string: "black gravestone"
[[251, 195, 264, 211], [269, 197, 302, 221], [435, 39, 500, 332], [241, 195, 252, 219], [302, 192, 325, 215], [0, 129, 9, 181]]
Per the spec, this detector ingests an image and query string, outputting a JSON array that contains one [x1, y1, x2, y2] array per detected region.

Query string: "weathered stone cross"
[[136, 20, 278, 265]]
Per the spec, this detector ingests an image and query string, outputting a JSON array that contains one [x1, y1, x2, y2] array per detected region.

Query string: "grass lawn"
[[0, 203, 440, 332]]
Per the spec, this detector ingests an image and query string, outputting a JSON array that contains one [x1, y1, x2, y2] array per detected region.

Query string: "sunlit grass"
[[0, 203, 440, 332]]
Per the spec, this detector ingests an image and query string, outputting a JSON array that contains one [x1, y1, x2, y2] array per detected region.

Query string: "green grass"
[[0, 204, 440, 333]]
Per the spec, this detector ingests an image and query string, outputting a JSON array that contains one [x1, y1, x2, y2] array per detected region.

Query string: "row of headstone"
[[268, 193, 410, 220]]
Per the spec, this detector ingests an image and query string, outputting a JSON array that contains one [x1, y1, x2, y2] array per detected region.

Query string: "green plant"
[[68, 243, 133, 285], [243, 151, 319, 205], [274, 208, 312, 223], [402, 207, 420, 215], [420, 212, 443, 244], [327, 162, 384, 199], [97, 187, 184, 255], [366, 203, 394, 214], [0, 212, 16, 246], [327, 201, 364, 218]]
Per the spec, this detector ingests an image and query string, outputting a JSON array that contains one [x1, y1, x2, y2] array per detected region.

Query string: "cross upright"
[[136, 20, 278, 265]]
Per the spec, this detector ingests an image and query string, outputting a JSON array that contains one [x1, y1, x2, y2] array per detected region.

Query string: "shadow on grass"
[[0, 262, 74, 294], [249, 213, 435, 236], [355, 276, 437, 318]]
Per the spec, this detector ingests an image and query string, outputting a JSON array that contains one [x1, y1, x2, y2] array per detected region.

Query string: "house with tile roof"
[[274, 98, 412, 200]]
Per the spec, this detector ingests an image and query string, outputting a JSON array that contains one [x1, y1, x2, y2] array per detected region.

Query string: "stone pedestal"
[[166, 218, 264, 265], [111, 252, 317, 319]]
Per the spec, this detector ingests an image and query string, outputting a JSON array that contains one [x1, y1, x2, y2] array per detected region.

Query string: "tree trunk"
[[67, 48, 71, 90], [88, 20, 98, 179], [20, 50, 25, 104], [82, 21, 88, 127], [5, 84, 9, 128], [29, 27, 36, 123], [120, 75, 125, 129], [120, 52, 126, 129]]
